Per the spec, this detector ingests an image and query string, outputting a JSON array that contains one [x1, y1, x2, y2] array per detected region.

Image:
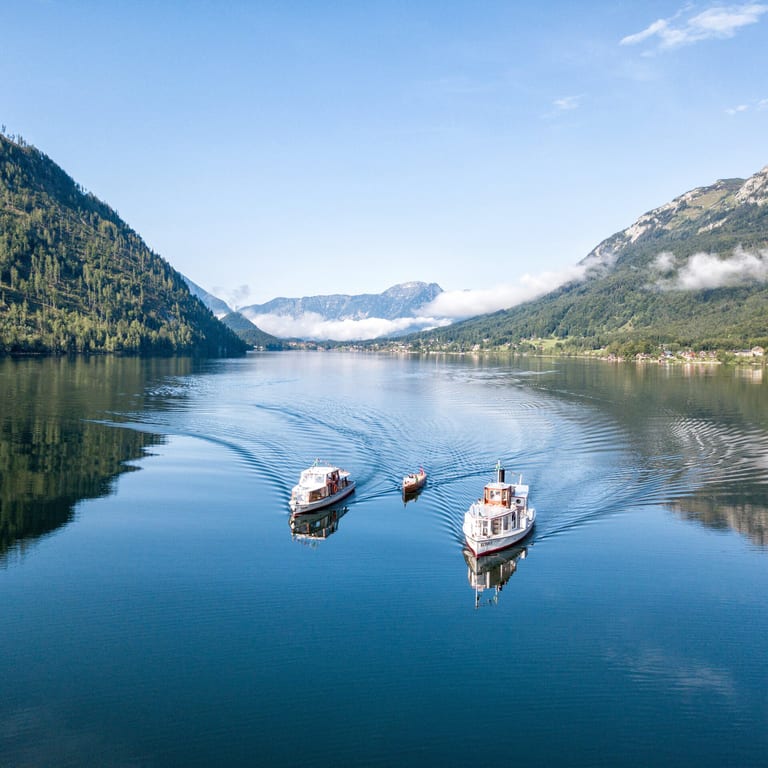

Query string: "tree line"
[[0, 133, 247, 357]]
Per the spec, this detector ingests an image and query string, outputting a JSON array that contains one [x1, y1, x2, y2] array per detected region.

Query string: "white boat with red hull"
[[289, 461, 355, 514], [462, 462, 535, 556]]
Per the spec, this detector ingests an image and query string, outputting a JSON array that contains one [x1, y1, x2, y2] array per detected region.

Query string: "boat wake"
[[112, 354, 768, 551]]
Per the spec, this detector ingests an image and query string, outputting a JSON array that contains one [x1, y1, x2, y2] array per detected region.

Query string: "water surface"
[[1, 353, 767, 766]]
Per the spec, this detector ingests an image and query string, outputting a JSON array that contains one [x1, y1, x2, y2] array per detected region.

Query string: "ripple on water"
[[123, 354, 768, 552]]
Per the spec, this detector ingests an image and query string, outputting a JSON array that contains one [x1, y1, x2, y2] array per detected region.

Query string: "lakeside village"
[[263, 337, 767, 367]]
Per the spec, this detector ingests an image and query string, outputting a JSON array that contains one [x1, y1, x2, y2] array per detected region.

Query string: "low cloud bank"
[[246, 311, 452, 342], [420, 251, 614, 319], [245, 253, 614, 340], [651, 246, 768, 290]]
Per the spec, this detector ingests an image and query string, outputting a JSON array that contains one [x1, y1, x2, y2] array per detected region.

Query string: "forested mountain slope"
[[220, 311, 286, 349], [0, 133, 247, 356], [416, 166, 768, 353], [182, 275, 233, 318]]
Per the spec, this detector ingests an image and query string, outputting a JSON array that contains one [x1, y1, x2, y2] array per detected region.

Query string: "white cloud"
[[246, 311, 451, 341], [621, 18, 672, 47], [652, 251, 677, 274], [652, 246, 768, 290], [725, 97, 768, 114], [243, 253, 618, 339], [553, 95, 581, 111], [212, 283, 250, 309], [228, 284, 251, 309], [621, 3, 768, 51], [419, 251, 615, 320]]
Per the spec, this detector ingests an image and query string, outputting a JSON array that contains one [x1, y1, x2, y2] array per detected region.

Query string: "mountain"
[[414, 165, 768, 354], [0, 133, 247, 357], [179, 280, 288, 348], [182, 275, 233, 317], [220, 311, 287, 349], [240, 281, 444, 339], [241, 281, 443, 321], [181, 279, 445, 343]]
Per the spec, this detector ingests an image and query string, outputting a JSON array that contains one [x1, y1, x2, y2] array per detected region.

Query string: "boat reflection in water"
[[402, 486, 425, 506], [289, 505, 348, 545], [462, 544, 529, 608]]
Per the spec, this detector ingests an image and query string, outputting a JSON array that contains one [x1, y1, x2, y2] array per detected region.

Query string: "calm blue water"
[[1, 352, 767, 766]]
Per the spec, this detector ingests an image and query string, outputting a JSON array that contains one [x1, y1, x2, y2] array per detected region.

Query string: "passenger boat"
[[402, 467, 427, 495], [289, 461, 355, 513], [462, 461, 535, 556]]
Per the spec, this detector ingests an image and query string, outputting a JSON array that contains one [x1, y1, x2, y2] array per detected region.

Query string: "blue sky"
[[3, 1, 768, 317]]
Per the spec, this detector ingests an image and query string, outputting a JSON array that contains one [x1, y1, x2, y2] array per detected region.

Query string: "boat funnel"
[[496, 462, 505, 483]]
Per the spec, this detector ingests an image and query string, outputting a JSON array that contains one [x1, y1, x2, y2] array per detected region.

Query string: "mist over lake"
[[2, 352, 767, 767]]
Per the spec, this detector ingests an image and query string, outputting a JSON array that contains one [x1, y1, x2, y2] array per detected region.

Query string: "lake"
[[1, 352, 767, 767]]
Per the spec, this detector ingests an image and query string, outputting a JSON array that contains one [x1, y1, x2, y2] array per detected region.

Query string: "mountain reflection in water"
[[520, 358, 768, 548], [0, 356, 189, 560], [668, 492, 768, 547]]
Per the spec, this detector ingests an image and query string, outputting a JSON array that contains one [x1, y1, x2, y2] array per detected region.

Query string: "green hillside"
[[221, 311, 287, 349], [0, 133, 247, 356], [414, 167, 768, 355]]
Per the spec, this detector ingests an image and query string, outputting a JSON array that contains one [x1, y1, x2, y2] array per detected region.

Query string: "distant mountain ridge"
[[185, 281, 445, 342], [416, 164, 768, 353], [240, 281, 443, 322], [233, 281, 446, 340]]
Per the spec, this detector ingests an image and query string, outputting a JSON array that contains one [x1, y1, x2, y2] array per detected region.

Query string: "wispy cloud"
[[651, 246, 768, 289], [420, 251, 615, 320], [553, 95, 581, 111], [725, 97, 768, 114], [212, 283, 250, 310], [243, 253, 618, 340], [621, 3, 768, 52], [542, 94, 585, 120], [228, 284, 252, 309]]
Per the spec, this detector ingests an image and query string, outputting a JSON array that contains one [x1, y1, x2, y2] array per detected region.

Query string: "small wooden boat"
[[402, 467, 427, 494]]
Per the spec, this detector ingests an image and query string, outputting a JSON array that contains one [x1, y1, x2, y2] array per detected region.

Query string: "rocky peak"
[[735, 164, 768, 206], [583, 165, 768, 267]]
